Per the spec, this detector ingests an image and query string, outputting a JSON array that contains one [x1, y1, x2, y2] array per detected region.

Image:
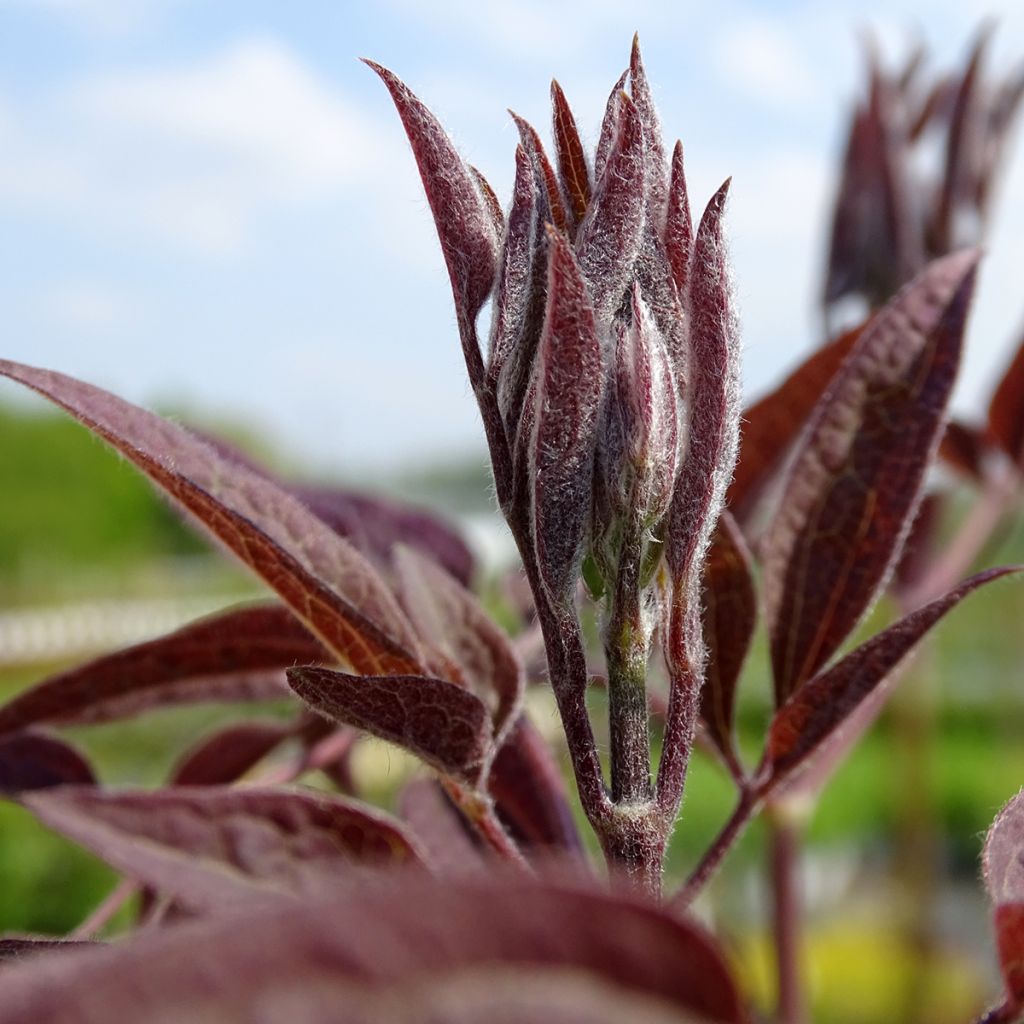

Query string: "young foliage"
[[761, 251, 978, 703]]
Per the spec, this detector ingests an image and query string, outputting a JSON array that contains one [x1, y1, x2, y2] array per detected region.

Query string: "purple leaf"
[[0, 733, 94, 794], [487, 715, 585, 855], [287, 666, 491, 783], [550, 80, 591, 230], [0, 938, 93, 968], [22, 786, 426, 913], [763, 568, 1016, 789], [823, 62, 920, 311], [394, 545, 524, 744], [666, 179, 741, 587], [365, 61, 498, 346], [665, 141, 693, 294], [699, 514, 756, 769], [170, 721, 296, 786], [510, 112, 568, 234], [294, 485, 475, 588], [988, 332, 1024, 469], [577, 90, 645, 319], [0, 361, 424, 676], [594, 70, 629, 185], [489, 144, 539, 401], [531, 230, 606, 602], [0, 604, 323, 735], [726, 322, 863, 525], [398, 778, 484, 874], [629, 34, 669, 217], [760, 251, 978, 703], [0, 877, 747, 1024], [995, 903, 1024, 1012], [940, 418, 991, 481]]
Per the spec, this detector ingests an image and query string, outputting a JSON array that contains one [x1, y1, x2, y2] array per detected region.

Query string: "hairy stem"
[[442, 779, 532, 869], [770, 816, 807, 1024], [673, 787, 759, 908], [605, 527, 654, 804], [507, 506, 612, 827], [656, 596, 703, 816]]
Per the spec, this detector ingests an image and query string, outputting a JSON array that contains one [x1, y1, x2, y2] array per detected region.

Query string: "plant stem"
[[599, 808, 667, 898], [443, 779, 532, 869], [507, 507, 612, 828], [656, 593, 703, 819], [71, 878, 136, 939], [673, 787, 759, 908], [605, 535, 653, 804], [770, 816, 806, 1024]]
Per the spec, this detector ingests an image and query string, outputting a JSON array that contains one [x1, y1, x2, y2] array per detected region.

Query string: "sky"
[[2, 0, 1024, 478]]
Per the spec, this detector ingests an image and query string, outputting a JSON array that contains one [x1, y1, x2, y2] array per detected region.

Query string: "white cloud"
[[75, 39, 376, 192], [0, 37, 395, 254]]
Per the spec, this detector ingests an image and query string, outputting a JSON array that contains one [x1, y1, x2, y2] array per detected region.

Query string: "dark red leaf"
[[989, 333, 1024, 468], [666, 179, 741, 587], [364, 61, 498, 343], [294, 485, 475, 588], [170, 721, 295, 786], [0, 877, 746, 1024], [629, 34, 668, 216], [489, 144, 538, 400], [699, 514, 756, 768], [665, 141, 693, 295], [727, 323, 863, 524], [394, 545, 524, 743], [577, 90, 645, 319], [594, 69, 629, 184], [761, 252, 978, 703], [0, 733, 94, 794], [0, 604, 323, 735], [763, 567, 1016, 788], [510, 112, 568, 234], [0, 361, 425, 676], [891, 493, 945, 596], [470, 164, 504, 237], [398, 778, 484, 874], [531, 230, 605, 603], [0, 938, 93, 967], [931, 28, 990, 255], [823, 63, 920, 311], [995, 903, 1024, 1009], [287, 666, 491, 783], [940, 418, 991, 480], [550, 79, 591, 229], [487, 715, 584, 854], [22, 785, 425, 913]]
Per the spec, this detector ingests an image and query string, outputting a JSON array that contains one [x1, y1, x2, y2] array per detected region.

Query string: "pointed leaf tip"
[[764, 566, 1018, 789], [762, 250, 980, 703], [366, 58, 498, 358]]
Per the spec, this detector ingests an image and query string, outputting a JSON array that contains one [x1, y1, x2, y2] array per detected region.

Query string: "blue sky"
[[2, 0, 1024, 476]]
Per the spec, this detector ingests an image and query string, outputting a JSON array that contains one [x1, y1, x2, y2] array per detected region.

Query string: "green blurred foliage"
[[0, 403, 205, 583]]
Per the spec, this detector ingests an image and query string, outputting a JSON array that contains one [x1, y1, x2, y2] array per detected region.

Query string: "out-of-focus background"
[[3, 3, 1024, 1022]]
